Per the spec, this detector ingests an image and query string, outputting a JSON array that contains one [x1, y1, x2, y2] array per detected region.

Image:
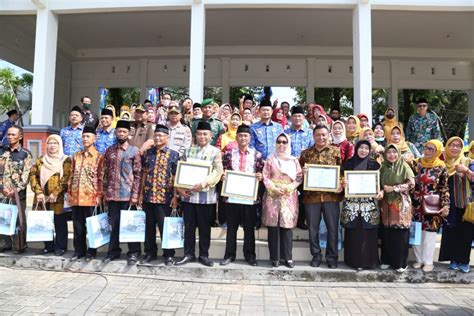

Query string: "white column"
[[352, 1, 372, 123], [221, 57, 230, 104], [389, 59, 399, 117], [139, 58, 148, 103], [31, 8, 58, 126], [189, 2, 206, 103], [306, 58, 316, 104]]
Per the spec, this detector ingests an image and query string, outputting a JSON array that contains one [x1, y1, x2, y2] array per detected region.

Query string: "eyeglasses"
[[276, 141, 288, 145], [417, 104, 428, 108], [424, 146, 436, 152], [448, 143, 462, 149]]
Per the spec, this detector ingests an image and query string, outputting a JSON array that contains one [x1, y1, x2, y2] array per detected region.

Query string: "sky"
[[0, 59, 31, 75], [270, 87, 298, 106]]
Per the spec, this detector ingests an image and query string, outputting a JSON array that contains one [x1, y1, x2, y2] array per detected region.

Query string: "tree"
[[0, 68, 33, 126], [229, 86, 264, 107]]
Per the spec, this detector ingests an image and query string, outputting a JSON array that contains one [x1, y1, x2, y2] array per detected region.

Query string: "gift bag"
[[162, 208, 184, 249], [0, 200, 18, 236], [319, 219, 343, 251], [63, 194, 72, 213], [86, 206, 111, 248], [463, 202, 474, 224], [119, 207, 146, 243], [26, 203, 54, 242], [409, 221, 422, 246]]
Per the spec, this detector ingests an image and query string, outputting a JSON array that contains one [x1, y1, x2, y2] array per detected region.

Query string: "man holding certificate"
[[220, 125, 264, 266], [175, 121, 223, 267], [299, 125, 343, 269]]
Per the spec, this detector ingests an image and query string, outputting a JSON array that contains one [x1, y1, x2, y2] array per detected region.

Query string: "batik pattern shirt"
[[299, 145, 342, 203], [222, 147, 265, 204], [68, 147, 104, 207], [406, 112, 443, 153], [95, 128, 117, 155], [250, 121, 284, 160], [60, 125, 84, 157], [181, 144, 223, 204], [284, 127, 314, 158], [0, 145, 33, 200], [103, 143, 141, 202], [141, 146, 180, 204]]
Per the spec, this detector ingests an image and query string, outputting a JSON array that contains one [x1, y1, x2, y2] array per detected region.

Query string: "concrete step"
[[0, 251, 472, 284]]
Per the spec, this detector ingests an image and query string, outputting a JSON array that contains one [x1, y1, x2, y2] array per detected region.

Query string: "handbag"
[[119, 206, 146, 243], [0, 199, 18, 236], [86, 205, 111, 248], [463, 202, 474, 224], [162, 208, 184, 249], [421, 194, 441, 215], [26, 203, 54, 242]]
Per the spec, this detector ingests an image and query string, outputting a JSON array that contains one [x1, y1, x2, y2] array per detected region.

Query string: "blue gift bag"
[[26, 210, 54, 242], [319, 219, 343, 251], [86, 208, 111, 249], [409, 221, 422, 246], [119, 210, 146, 243], [0, 202, 18, 236], [162, 209, 184, 249]]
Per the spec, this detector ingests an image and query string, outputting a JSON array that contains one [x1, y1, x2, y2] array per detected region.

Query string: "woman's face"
[[390, 128, 401, 144], [374, 125, 384, 138], [357, 144, 370, 159], [243, 110, 252, 121], [147, 110, 155, 120], [332, 123, 343, 137], [346, 118, 357, 132], [222, 106, 231, 117], [276, 111, 284, 120], [423, 143, 437, 159], [230, 115, 240, 128], [447, 140, 463, 157], [360, 117, 369, 128], [47, 139, 59, 155], [276, 136, 288, 154], [364, 130, 375, 144], [317, 116, 326, 124], [386, 148, 399, 163]]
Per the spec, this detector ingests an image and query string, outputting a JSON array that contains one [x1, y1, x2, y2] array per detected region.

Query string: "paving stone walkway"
[[0, 267, 473, 315]]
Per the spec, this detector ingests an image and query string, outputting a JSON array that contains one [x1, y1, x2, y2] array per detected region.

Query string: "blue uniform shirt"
[[250, 121, 284, 160], [285, 127, 314, 158], [60, 124, 84, 157], [95, 128, 117, 154]]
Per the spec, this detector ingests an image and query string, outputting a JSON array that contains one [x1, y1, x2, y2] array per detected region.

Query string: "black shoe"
[[37, 248, 54, 255], [140, 255, 157, 264], [85, 254, 95, 262], [102, 255, 119, 263], [55, 249, 65, 256], [220, 257, 234, 266], [71, 254, 84, 261], [327, 261, 338, 269], [164, 257, 175, 266], [285, 260, 295, 268], [0, 247, 12, 253], [247, 258, 258, 267], [198, 256, 214, 267], [310, 257, 321, 267], [272, 260, 280, 268], [175, 256, 196, 266], [127, 255, 139, 266]]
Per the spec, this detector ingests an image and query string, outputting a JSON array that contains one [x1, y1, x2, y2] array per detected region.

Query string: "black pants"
[[223, 203, 256, 260], [305, 202, 341, 264], [143, 202, 175, 258], [439, 207, 473, 265], [182, 202, 214, 258], [380, 226, 409, 269], [297, 185, 306, 227], [107, 201, 141, 257], [44, 213, 68, 251], [267, 226, 293, 261], [71, 206, 97, 256]]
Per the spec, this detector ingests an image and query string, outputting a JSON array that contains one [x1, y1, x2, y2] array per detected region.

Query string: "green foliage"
[[0, 68, 32, 124], [106, 88, 140, 107], [229, 87, 264, 107]]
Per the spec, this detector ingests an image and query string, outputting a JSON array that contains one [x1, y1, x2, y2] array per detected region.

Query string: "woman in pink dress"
[[331, 120, 354, 163], [262, 133, 303, 268]]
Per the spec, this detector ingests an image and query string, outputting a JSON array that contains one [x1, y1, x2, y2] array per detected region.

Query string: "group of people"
[[0, 94, 472, 273]]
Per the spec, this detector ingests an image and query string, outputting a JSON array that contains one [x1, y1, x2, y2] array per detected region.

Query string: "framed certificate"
[[344, 170, 380, 198], [174, 161, 212, 190], [221, 170, 259, 201], [303, 164, 340, 192]]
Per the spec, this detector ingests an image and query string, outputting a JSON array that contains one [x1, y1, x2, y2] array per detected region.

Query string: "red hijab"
[[272, 108, 288, 127]]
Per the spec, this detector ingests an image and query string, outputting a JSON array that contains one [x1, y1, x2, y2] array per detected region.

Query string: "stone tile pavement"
[[0, 267, 472, 315]]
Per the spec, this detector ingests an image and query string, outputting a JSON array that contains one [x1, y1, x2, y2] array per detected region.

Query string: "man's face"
[[134, 110, 145, 122], [69, 111, 83, 125], [193, 107, 202, 118], [281, 103, 289, 115], [82, 97, 91, 105], [195, 130, 212, 147], [82, 133, 96, 148], [416, 103, 428, 116], [6, 127, 21, 146], [10, 113, 19, 122], [168, 111, 181, 124], [115, 128, 129, 143], [154, 132, 169, 147], [244, 99, 253, 109], [291, 113, 305, 128], [236, 132, 250, 147], [100, 115, 112, 128], [201, 105, 213, 118], [330, 110, 340, 120], [313, 128, 329, 147], [259, 106, 272, 120]]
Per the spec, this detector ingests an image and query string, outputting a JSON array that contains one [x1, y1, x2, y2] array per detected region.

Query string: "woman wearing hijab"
[[412, 140, 450, 272], [120, 111, 131, 121], [345, 115, 361, 144], [382, 107, 401, 138], [217, 103, 233, 127], [272, 108, 289, 130], [331, 120, 354, 163], [262, 133, 303, 268], [438, 137, 474, 273], [105, 104, 118, 128], [388, 125, 420, 163], [373, 122, 386, 147], [309, 104, 331, 129], [378, 144, 415, 272], [359, 127, 384, 164], [341, 140, 381, 270], [29, 135, 72, 256], [356, 113, 370, 128], [216, 113, 242, 151], [146, 106, 157, 124]]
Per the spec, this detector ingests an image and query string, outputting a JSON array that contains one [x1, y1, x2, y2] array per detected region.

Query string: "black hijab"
[[343, 140, 380, 171]]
